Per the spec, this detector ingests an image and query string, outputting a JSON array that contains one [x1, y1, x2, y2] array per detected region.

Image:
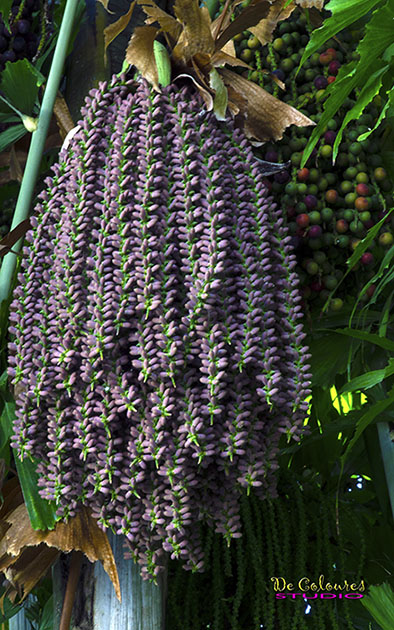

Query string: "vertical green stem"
[[0, 0, 79, 305]]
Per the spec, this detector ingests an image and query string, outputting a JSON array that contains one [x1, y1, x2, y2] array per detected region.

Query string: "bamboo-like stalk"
[[0, 0, 79, 305]]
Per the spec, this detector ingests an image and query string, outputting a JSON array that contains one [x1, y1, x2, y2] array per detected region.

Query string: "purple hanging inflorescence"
[[8, 76, 311, 578]]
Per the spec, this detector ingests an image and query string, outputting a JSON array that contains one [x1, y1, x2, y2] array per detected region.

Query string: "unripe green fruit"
[[343, 209, 354, 222], [309, 211, 321, 224], [326, 173, 337, 186], [297, 183, 308, 195], [323, 275, 338, 290], [349, 142, 362, 155], [356, 162, 368, 173], [240, 48, 254, 62], [309, 238, 323, 250], [350, 220, 363, 234], [291, 152, 302, 166], [321, 147, 333, 161], [306, 261, 319, 275], [305, 69, 315, 81], [379, 232, 394, 247], [337, 235, 350, 248], [280, 58, 294, 72], [321, 207, 334, 222], [272, 37, 284, 51], [344, 167, 357, 180], [309, 168, 320, 183], [313, 251, 326, 264], [285, 182, 298, 196], [345, 192, 357, 207], [318, 178, 328, 191], [327, 119, 338, 130], [356, 172, 369, 184], [359, 211, 371, 223], [340, 180, 353, 194], [248, 36, 260, 49], [308, 184, 319, 196], [330, 298, 344, 311]]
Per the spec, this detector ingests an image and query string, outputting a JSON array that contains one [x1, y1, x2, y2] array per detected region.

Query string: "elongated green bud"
[[153, 40, 171, 88]]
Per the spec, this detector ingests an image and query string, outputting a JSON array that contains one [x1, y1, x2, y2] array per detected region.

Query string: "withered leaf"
[[249, 0, 296, 46], [172, 0, 214, 64], [211, 50, 251, 69], [3, 545, 60, 602], [296, 0, 325, 8], [174, 73, 213, 111], [1, 503, 121, 601], [0, 219, 30, 259], [137, 0, 181, 41], [126, 25, 160, 90], [53, 95, 75, 140], [219, 67, 314, 142], [104, 1, 136, 63], [215, 0, 271, 51], [211, 0, 232, 41], [96, 0, 115, 12]]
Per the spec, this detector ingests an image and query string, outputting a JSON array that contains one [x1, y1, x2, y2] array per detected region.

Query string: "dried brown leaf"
[[53, 95, 75, 140], [296, 0, 324, 8], [0, 219, 30, 259], [211, 0, 232, 40], [2, 504, 121, 601], [219, 67, 314, 142], [3, 545, 60, 602], [174, 73, 214, 110], [211, 50, 251, 69], [137, 0, 181, 41], [172, 0, 214, 63], [96, 0, 115, 12], [215, 0, 271, 51], [104, 1, 136, 62], [125, 25, 160, 90], [249, 0, 295, 46], [221, 38, 236, 57]]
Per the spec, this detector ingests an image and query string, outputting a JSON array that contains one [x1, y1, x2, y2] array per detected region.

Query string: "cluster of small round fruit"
[[0, 0, 41, 72], [233, 12, 393, 311]]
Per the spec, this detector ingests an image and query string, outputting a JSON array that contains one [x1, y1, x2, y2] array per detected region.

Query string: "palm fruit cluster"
[[233, 9, 393, 311], [8, 76, 311, 577], [0, 0, 41, 76]]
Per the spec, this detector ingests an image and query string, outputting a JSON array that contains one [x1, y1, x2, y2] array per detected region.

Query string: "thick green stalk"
[[0, 0, 79, 305]]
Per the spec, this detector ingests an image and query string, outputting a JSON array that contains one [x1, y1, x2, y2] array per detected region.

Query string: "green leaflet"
[[339, 358, 394, 394], [340, 385, 394, 466], [361, 583, 394, 630], [0, 124, 27, 154], [0, 0, 13, 29], [0, 59, 45, 116], [331, 328, 394, 352], [299, 0, 382, 70]]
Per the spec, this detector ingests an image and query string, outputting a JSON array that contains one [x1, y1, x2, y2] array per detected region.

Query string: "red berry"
[[310, 280, 323, 292], [297, 167, 309, 182], [355, 197, 370, 211], [319, 52, 332, 65], [326, 47, 337, 59], [325, 189, 338, 204], [327, 76, 336, 84], [296, 214, 310, 228], [361, 252, 374, 266], [356, 183, 369, 196], [336, 219, 348, 234], [309, 225, 322, 239], [328, 60, 340, 75]]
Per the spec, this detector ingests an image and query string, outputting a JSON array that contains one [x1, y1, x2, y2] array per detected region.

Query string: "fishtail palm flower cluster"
[[8, 75, 311, 577]]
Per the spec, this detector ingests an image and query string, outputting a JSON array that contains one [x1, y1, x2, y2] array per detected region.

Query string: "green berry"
[[323, 275, 338, 290], [273, 37, 284, 52], [345, 192, 357, 207], [306, 261, 319, 275], [313, 251, 326, 264], [309, 211, 321, 224], [309, 168, 320, 183], [248, 36, 260, 49], [356, 172, 369, 184], [285, 182, 298, 196], [280, 58, 294, 72], [330, 298, 344, 311], [308, 184, 319, 196], [344, 166, 357, 180], [291, 152, 302, 166], [321, 207, 334, 222], [337, 235, 350, 248]]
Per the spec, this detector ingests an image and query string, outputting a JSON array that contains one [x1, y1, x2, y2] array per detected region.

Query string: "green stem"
[[0, 0, 79, 305]]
